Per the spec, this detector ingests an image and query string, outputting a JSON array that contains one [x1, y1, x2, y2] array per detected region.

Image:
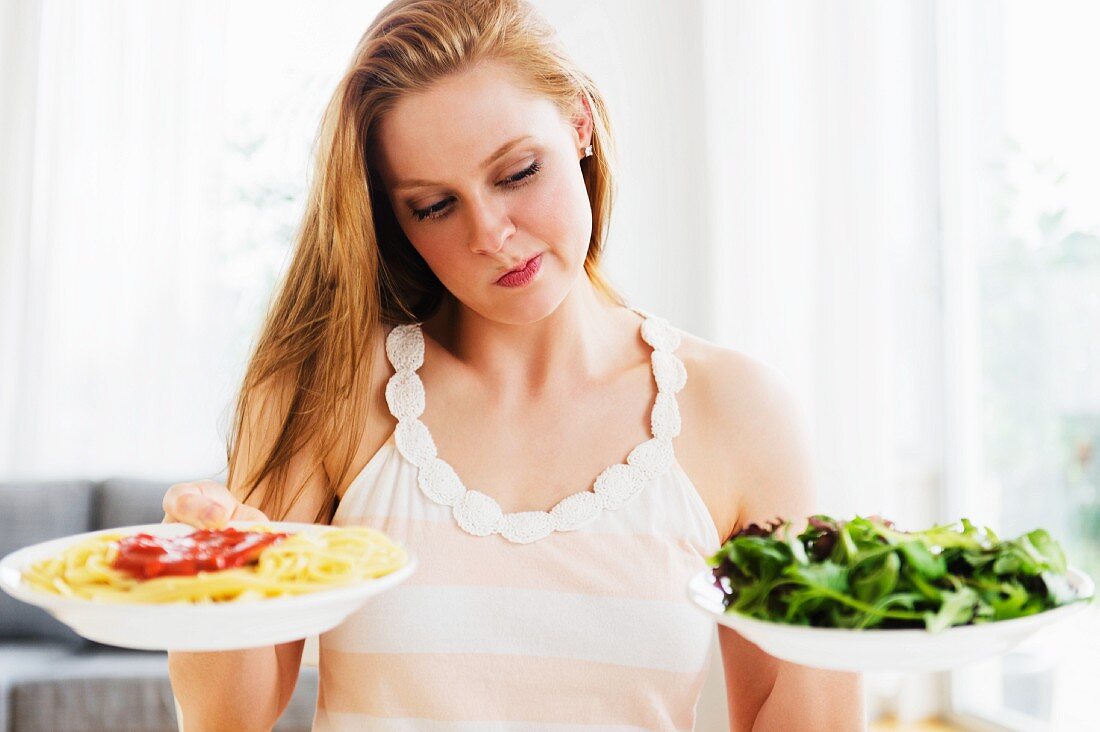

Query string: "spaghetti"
[[21, 525, 407, 604]]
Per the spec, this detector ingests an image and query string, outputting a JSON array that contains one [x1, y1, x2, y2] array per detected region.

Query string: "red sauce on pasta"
[[111, 528, 290, 579]]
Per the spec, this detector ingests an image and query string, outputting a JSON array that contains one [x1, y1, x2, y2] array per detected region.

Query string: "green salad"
[[707, 515, 1088, 632]]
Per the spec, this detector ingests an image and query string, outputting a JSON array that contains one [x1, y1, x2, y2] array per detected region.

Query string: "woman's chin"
[[476, 280, 569, 326]]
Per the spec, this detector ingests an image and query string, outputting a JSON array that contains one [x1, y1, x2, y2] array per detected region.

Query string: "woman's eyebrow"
[[394, 134, 535, 190]]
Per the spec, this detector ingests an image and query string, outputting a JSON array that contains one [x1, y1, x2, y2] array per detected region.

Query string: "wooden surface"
[[871, 717, 966, 731]]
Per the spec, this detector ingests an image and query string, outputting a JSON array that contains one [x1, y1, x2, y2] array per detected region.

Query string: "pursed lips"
[[495, 254, 540, 283]]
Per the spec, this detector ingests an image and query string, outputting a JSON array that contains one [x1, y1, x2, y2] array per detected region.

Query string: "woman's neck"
[[424, 276, 633, 398]]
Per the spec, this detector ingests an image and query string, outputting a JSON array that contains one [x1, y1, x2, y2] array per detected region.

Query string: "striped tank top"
[[311, 310, 722, 731]]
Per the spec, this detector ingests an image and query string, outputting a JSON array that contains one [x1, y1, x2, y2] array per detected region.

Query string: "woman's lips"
[[495, 254, 542, 288]]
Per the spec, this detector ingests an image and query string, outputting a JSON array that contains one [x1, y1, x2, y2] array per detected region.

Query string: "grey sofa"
[[0, 479, 319, 732]]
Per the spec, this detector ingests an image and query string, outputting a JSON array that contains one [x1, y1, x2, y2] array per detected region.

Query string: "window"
[[946, 2, 1100, 728]]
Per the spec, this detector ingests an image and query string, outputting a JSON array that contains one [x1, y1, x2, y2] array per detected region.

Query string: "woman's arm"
[[703, 351, 864, 732], [166, 375, 332, 731], [170, 325, 392, 730]]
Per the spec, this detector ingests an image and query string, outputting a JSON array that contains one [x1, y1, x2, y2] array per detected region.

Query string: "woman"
[[164, 0, 863, 729]]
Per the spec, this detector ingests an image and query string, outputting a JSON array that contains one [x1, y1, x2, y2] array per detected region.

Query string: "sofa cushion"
[[1, 642, 318, 732], [7, 644, 175, 732], [0, 480, 94, 646], [0, 640, 85, 732], [94, 477, 174, 530], [3, 647, 319, 730]]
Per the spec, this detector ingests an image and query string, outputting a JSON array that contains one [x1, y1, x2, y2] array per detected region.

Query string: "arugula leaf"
[[1026, 529, 1067, 574], [851, 551, 901, 604], [897, 540, 947, 579], [924, 587, 979, 632]]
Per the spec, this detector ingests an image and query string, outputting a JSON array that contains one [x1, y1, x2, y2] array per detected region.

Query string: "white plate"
[[687, 567, 1095, 672], [0, 521, 417, 652]]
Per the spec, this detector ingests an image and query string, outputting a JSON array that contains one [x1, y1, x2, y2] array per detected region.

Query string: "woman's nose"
[[465, 195, 514, 255]]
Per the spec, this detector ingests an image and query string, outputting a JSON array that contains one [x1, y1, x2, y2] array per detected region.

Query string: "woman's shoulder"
[[675, 330, 798, 423], [325, 321, 401, 500], [672, 327, 817, 536]]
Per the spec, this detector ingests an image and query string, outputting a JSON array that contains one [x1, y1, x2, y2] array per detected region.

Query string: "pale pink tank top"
[[312, 309, 722, 731]]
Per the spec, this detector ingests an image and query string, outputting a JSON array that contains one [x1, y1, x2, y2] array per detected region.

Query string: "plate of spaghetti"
[[0, 521, 416, 651]]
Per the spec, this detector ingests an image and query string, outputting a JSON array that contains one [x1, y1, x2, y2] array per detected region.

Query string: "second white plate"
[[687, 568, 1094, 672]]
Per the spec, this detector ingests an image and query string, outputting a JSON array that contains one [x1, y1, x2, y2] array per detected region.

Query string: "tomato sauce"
[[111, 527, 290, 580]]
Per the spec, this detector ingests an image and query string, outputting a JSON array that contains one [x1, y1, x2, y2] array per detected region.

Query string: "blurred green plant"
[[218, 68, 324, 368], [982, 138, 1100, 580]]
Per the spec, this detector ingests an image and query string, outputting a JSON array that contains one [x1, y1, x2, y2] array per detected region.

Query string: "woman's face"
[[374, 60, 594, 325]]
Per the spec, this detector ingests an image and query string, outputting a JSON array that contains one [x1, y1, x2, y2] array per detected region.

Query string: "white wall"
[[532, 0, 714, 335]]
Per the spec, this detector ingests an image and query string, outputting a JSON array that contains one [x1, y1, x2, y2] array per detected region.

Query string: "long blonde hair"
[[227, 0, 623, 523]]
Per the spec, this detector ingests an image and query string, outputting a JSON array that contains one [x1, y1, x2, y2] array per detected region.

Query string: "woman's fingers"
[[162, 480, 269, 528], [162, 481, 217, 526]]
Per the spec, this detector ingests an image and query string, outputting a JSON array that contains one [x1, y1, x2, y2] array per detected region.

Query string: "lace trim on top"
[[383, 307, 687, 544]]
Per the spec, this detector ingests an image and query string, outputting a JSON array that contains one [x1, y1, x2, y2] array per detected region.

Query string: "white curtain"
[[0, 1, 42, 470], [698, 1, 984, 722], [0, 0, 232, 480], [700, 0, 951, 533]]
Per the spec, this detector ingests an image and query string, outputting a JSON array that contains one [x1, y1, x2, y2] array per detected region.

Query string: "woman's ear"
[[571, 93, 595, 156]]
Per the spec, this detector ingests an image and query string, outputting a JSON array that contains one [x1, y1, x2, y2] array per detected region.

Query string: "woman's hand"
[[161, 479, 269, 528]]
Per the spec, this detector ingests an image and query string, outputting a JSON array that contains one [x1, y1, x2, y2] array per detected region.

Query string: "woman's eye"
[[503, 159, 541, 186], [412, 198, 451, 222], [411, 159, 542, 223]]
